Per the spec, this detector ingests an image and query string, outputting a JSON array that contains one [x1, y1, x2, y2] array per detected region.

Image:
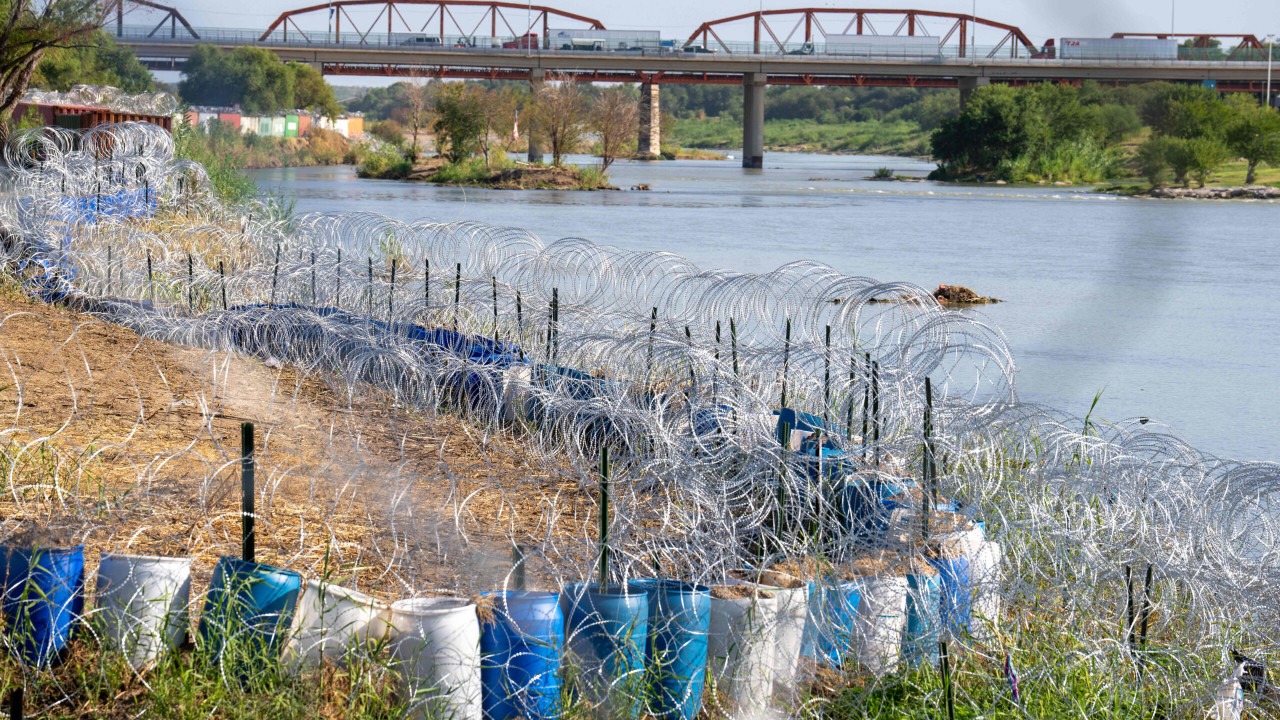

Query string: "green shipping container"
[[284, 115, 299, 137], [53, 114, 83, 130], [270, 117, 285, 137], [258, 117, 271, 135]]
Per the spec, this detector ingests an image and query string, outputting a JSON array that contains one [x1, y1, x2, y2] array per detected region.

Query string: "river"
[[250, 153, 1280, 461]]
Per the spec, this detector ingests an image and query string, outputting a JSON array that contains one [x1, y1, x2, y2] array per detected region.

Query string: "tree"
[[33, 30, 154, 93], [399, 77, 432, 162], [476, 85, 517, 167], [433, 83, 482, 164], [287, 61, 341, 118], [1137, 136, 1172, 188], [180, 45, 291, 114], [1186, 136, 1229, 188], [180, 45, 342, 117], [528, 74, 587, 166], [0, 0, 100, 131], [1225, 101, 1280, 184], [1162, 137, 1194, 188], [588, 86, 636, 171]]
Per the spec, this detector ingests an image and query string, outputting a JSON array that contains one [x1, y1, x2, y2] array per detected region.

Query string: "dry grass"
[[0, 289, 602, 601]]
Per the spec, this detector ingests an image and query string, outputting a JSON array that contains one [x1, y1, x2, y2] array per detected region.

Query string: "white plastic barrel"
[[970, 540, 1003, 645], [94, 553, 191, 668], [389, 597, 481, 720], [707, 590, 778, 714], [284, 579, 390, 672], [728, 575, 809, 689], [501, 365, 532, 423], [854, 575, 908, 676]]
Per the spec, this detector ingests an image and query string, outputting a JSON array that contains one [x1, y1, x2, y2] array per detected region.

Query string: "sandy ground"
[[0, 287, 601, 600]]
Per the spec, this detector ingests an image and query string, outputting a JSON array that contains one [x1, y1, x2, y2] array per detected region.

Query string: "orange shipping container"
[[217, 112, 241, 130], [346, 116, 363, 137], [297, 115, 311, 136]]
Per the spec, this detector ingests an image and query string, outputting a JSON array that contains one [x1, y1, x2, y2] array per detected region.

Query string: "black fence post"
[[241, 422, 255, 563]]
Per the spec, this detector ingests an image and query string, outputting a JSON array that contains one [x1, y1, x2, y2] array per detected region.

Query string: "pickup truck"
[[502, 33, 538, 49]]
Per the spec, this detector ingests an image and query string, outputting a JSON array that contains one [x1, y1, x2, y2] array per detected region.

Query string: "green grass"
[[671, 116, 932, 156]]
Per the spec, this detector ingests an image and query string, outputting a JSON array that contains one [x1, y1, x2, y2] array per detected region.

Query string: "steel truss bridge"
[[105, 1, 1280, 167]]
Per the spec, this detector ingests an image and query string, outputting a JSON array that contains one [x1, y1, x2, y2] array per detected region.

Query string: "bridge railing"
[[115, 26, 1275, 64]]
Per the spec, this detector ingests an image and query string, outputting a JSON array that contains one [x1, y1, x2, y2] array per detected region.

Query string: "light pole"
[[1170, 0, 1175, 34], [1268, 34, 1275, 110], [971, 0, 976, 58]]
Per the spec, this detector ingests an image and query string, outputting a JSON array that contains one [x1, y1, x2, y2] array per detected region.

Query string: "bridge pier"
[[742, 72, 765, 169], [958, 76, 990, 111], [527, 68, 545, 164], [636, 82, 660, 158]]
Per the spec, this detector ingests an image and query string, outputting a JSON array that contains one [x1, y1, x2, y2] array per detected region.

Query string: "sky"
[[138, 1, 1280, 85]]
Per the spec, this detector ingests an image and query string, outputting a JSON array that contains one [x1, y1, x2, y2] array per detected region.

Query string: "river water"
[[251, 153, 1280, 461]]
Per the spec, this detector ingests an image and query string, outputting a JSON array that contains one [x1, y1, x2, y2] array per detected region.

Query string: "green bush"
[[356, 145, 411, 179]]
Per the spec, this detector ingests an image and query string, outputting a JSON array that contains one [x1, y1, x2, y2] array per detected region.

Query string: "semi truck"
[[1057, 37, 1178, 60], [822, 34, 941, 58]]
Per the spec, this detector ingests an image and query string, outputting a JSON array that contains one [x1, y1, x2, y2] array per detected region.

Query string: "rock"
[[630, 184, 651, 191], [933, 284, 1001, 305], [994, 180, 1006, 185]]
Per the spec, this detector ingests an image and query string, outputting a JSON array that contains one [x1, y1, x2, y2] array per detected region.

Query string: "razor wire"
[[0, 122, 1274, 718]]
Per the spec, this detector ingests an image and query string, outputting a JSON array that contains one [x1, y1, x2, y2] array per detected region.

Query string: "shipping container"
[[547, 28, 661, 50], [52, 113, 83, 130], [258, 117, 272, 135], [1058, 37, 1178, 60], [284, 114, 299, 137], [823, 34, 941, 57], [197, 112, 217, 127], [239, 116, 257, 135], [345, 117, 363, 137], [216, 112, 241, 130], [298, 115, 312, 136], [184, 110, 200, 128], [270, 117, 285, 137]]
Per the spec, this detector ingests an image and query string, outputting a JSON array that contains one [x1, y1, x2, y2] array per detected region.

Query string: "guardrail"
[[114, 26, 1278, 64]]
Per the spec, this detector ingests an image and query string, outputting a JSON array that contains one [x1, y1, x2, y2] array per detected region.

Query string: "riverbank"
[[672, 116, 930, 156], [360, 155, 617, 190], [1096, 183, 1280, 200]]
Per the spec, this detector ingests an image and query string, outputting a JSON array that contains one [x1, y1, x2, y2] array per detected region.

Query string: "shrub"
[[872, 166, 894, 178]]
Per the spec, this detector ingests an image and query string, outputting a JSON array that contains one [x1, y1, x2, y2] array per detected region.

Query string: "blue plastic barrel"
[[901, 571, 941, 667], [628, 580, 710, 720], [806, 578, 862, 666], [480, 591, 564, 720], [928, 555, 972, 638], [2, 545, 85, 667], [561, 583, 649, 718], [833, 478, 906, 540], [197, 556, 301, 673]]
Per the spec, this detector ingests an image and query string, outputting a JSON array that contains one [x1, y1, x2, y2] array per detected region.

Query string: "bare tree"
[[476, 86, 517, 167], [398, 76, 433, 163], [589, 86, 636, 172], [528, 74, 587, 166], [0, 0, 100, 135]]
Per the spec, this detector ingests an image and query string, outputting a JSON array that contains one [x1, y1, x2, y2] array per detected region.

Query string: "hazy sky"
[[141, 1, 1280, 86], [154, 0, 1279, 41]]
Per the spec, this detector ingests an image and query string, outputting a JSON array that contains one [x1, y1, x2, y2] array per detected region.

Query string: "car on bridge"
[[399, 35, 442, 47], [683, 44, 717, 54]]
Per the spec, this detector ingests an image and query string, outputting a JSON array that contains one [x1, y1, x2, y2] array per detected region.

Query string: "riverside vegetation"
[[355, 77, 625, 190]]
